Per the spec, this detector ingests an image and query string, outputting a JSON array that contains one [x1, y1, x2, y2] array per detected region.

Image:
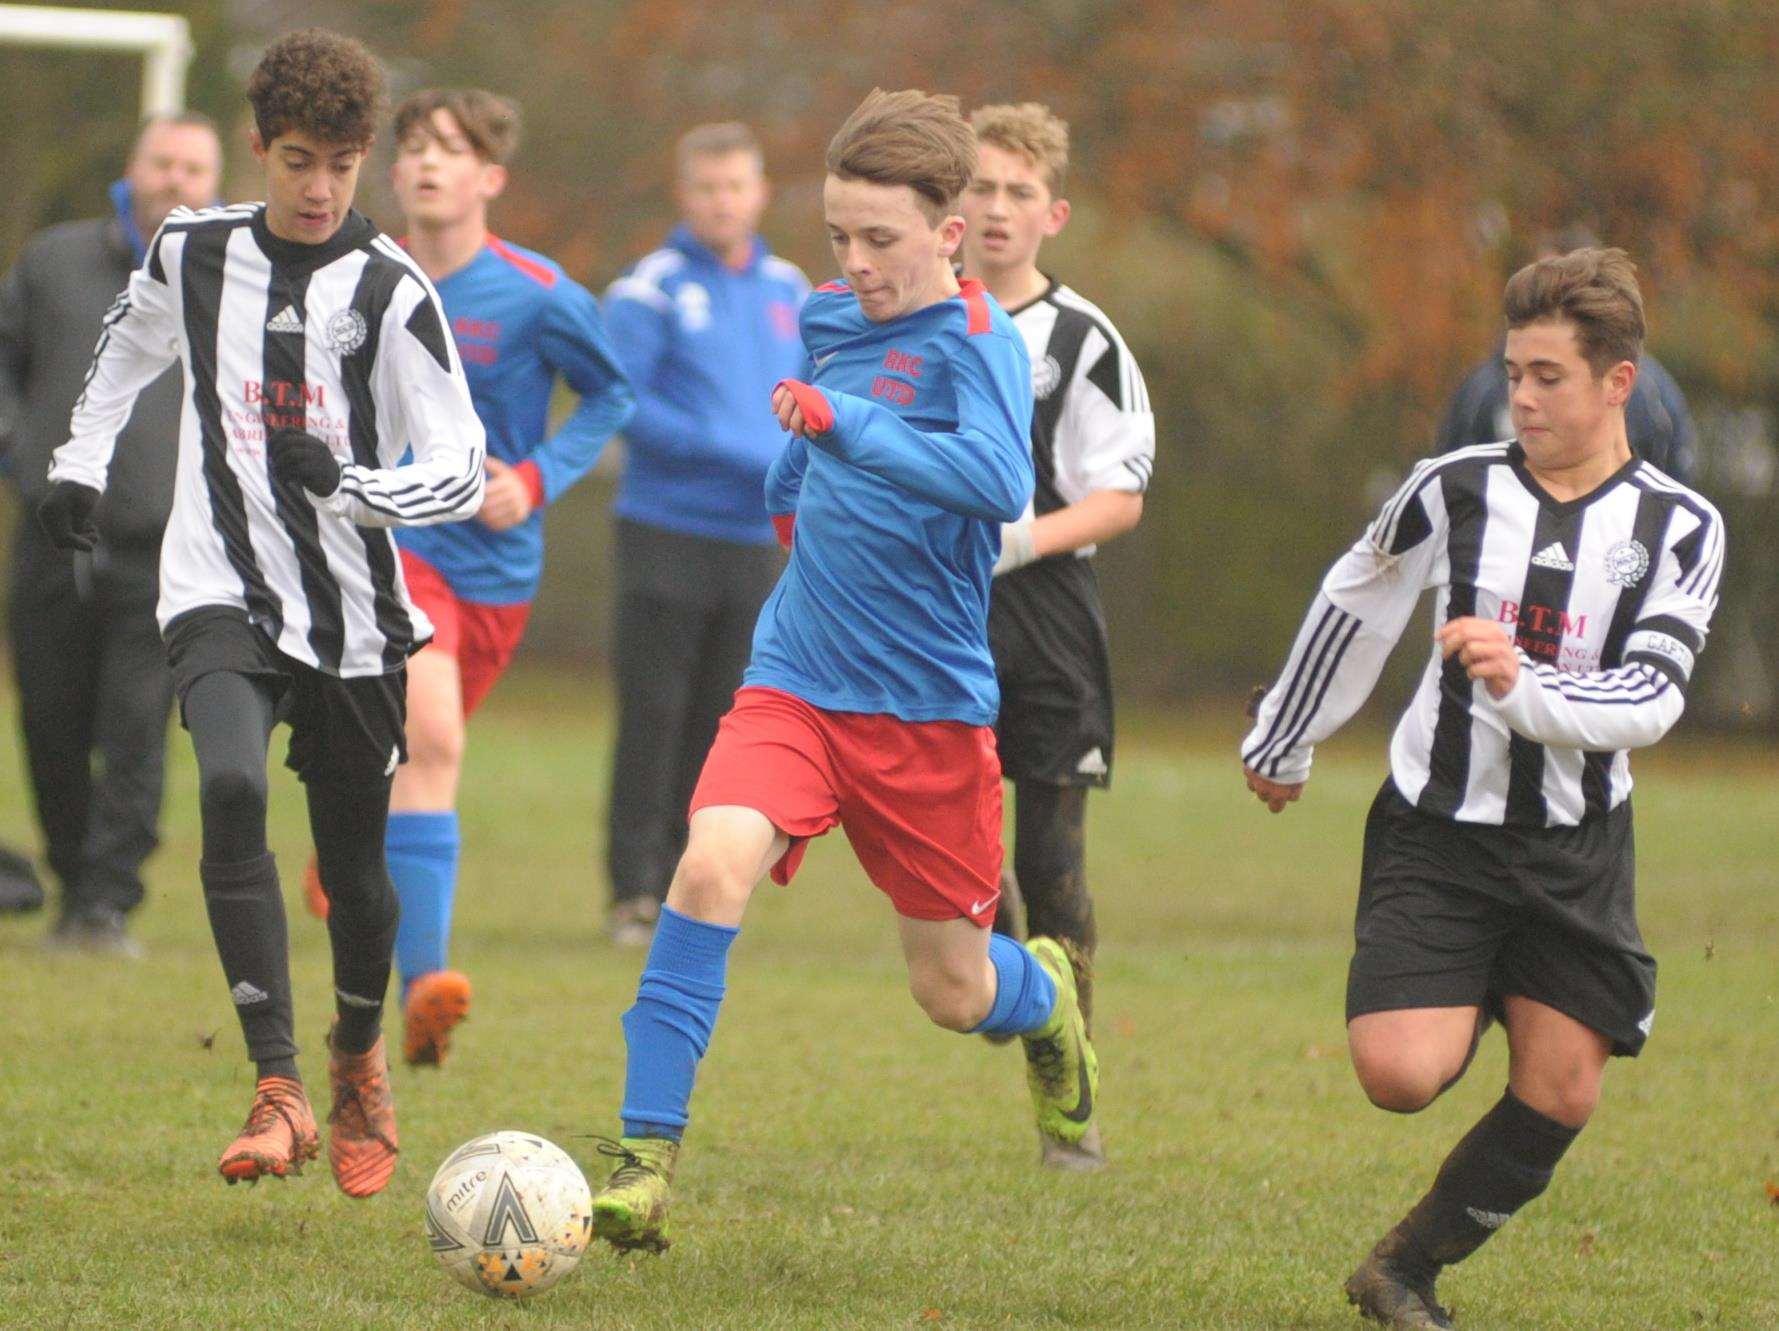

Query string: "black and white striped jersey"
[[49, 203, 486, 677], [1242, 442, 1724, 828], [1008, 280, 1154, 553]]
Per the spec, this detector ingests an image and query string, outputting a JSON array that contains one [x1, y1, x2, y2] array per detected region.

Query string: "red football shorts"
[[689, 686, 1004, 926], [400, 550, 532, 717]]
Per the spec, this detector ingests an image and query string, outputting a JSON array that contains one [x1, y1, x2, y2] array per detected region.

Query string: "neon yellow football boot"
[[590, 1135, 678, 1253], [1020, 936, 1101, 1156]]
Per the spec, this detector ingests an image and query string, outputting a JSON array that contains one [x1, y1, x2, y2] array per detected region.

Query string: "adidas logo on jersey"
[[1530, 541, 1574, 571], [230, 980, 270, 1006], [265, 305, 304, 335]]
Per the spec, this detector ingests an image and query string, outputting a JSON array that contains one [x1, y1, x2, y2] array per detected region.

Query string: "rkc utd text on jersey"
[[873, 348, 923, 407]]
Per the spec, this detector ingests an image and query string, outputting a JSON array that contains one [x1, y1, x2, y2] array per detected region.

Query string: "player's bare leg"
[[1345, 1000, 1605, 1328], [899, 914, 999, 1031], [900, 913, 1101, 1168], [1348, 1006, 1488, 1115], [591, 806, 785, 1253]]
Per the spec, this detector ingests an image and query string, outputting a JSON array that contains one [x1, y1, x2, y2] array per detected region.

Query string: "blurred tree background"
[[2, 0, 1774, 729]]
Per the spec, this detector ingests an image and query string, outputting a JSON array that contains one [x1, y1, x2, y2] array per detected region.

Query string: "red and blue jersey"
[[397, 236, 633, 605], [746, 279, 1033, 725]]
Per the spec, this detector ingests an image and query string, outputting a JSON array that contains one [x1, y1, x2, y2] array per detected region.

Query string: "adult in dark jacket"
[[0, 113, 221, 952], [1437, 231, 1698, 484]]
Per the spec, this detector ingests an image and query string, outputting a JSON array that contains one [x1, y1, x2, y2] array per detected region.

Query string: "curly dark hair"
[[247, 29, 387, 149]]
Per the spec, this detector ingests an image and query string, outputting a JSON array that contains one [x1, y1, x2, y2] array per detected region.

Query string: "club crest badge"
[[1032, 354, 1063, 400], [1604, 539, 1650, 588], [325, 309, 368, 354]]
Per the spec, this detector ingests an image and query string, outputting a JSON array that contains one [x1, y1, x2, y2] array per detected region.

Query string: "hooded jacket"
[[0, 182, 184, 543]]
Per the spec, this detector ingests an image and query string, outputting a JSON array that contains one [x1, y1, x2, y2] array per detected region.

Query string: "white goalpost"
[[0, 4, 191, 114]]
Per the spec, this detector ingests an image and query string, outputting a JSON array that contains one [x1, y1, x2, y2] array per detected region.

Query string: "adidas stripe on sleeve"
[[1009, 282, 1155, 555], [1242, 444, 1723, 828], [51, 204, 486, 677]]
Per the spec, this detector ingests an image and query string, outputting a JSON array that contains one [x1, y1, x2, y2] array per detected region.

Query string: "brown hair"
[[1503, 246, 1646, 376], [135, 110, 221, 140], [247, 29, 386, 150], [394, 89, 522, 164], [825, 88, 977, 221], [970, 102, 1069, 197], [676, 121, 763, 175]]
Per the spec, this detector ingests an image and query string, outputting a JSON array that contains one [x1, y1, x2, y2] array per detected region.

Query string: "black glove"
[[268, 428, 342, 498], [37, 481, 102, 552]]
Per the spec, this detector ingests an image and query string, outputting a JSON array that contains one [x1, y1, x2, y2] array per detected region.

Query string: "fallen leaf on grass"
[[1765, 1179, 1779, 1206], [919, 1309, 944, 1322], [1577, 1231, 1596, 1257]]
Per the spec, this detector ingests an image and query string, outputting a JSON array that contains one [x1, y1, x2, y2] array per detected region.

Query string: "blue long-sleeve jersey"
[[603, 225, 810, 545], [398, 236, 633, 605], [745, 278, 1034, 725]]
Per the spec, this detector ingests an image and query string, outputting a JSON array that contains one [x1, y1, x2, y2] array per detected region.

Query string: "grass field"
[[1, 668, 1774, 1330]]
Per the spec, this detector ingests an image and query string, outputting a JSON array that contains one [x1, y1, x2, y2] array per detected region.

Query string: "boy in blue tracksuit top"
[[587, 89, 1102, 1256], [303, 90, 632, 1067], [600, 123, 811, 945]]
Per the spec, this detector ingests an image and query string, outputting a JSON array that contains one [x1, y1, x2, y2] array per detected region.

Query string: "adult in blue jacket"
[[601, 123, 809, 945]]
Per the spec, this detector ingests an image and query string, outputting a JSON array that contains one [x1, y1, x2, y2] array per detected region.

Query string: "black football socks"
[[201, 851, 299, 1077], [1391, 1087, 1581, 1273]]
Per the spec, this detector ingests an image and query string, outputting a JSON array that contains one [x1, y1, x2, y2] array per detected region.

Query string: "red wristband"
[[774, 379, 835, 435], [770, 512, 796, 549], [513, 458, 546, 509]]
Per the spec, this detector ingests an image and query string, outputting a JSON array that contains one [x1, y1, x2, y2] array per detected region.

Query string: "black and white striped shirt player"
[[991, 280, 1155, 788], [1243, 440, 1723, 827], [49, 202, 486, 678]]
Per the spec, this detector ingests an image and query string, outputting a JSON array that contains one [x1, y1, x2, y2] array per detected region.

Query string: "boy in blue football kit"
[[587, 88, 1101, 1256], [305, 89, 633, 1067]]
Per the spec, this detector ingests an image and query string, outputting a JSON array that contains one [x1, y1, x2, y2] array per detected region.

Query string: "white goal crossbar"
[[0, 5, 190, 114]]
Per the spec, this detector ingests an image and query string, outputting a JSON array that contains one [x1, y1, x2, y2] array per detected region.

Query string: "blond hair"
[[970, 102, 1069, 196], [825, 88, 976, 221], [1503, 247, 1646, 376]]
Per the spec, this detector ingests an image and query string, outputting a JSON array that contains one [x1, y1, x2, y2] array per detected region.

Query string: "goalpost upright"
[[0, 4, 191, 114]]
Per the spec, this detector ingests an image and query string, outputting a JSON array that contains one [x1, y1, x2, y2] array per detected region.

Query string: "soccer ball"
[[424, 1131, 594, 1299]]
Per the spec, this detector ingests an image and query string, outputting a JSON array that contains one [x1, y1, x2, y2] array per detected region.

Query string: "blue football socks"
[[620, 905, 738, 1141], [386, 811, 460, 999], [971, 932, 1059, 1037]]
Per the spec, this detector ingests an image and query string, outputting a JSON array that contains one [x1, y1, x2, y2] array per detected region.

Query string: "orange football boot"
[[302, 854, 328, 919], [403, 969, 472, 1067], [326, 1031, 399, 1198], [217, 1075, 319, 1184]]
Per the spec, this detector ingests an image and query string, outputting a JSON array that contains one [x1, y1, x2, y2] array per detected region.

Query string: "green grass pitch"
[[1, 669, 1774, 1329]]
